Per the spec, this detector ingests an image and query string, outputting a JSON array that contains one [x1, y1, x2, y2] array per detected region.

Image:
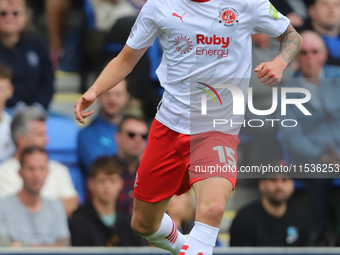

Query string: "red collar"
[[190, 0, 211, 2]]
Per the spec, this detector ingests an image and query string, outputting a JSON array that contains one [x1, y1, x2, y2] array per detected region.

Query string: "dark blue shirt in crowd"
[[78, 115, 118, 174], [299, 19, 340, 66], [230, 201, 311, 247], [113, 155, 138, 217], [323, 35, 340, 60], [0, 32, 54, 110]]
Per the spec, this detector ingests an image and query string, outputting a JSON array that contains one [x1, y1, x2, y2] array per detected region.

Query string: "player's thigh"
[[188, 131, 239, 226], [193, 177, 234, 208], [192, 177, 233, 227], [134, 119, 189, 202], [189, 131, 239, 183]]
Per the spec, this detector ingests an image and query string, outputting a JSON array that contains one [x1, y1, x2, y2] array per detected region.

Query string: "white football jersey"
[[127, 0, 290, 135]]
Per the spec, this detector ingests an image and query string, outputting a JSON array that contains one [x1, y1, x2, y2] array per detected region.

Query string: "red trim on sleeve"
[[190, 0, 211, 2]]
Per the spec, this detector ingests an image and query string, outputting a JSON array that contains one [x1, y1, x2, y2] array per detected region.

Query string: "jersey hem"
[[134, 191, 173, 203], [155, 115, 190, 134], [270, 18, 290, 38], [154, 115, 240, 136]]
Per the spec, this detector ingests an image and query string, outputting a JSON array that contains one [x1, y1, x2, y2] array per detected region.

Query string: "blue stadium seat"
[[46, 114, 86, 203], [46, 115, 78, 164]]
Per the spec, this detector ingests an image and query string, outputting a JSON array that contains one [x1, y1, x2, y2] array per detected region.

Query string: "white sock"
[[179, 221, 219, 255], [146, 213, 186, 255]]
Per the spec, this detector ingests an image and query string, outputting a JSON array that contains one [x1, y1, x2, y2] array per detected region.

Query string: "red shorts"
[[134, 119, 240, 203]]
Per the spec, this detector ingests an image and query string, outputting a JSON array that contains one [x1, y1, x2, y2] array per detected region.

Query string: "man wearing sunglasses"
[[0, 9, 19, 16], [113, 115, 148, 217]]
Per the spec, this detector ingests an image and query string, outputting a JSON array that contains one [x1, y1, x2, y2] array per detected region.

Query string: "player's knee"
[[131, 217, 145, 236], [197, 201, 225, 225], [131, 216, 157, 237]]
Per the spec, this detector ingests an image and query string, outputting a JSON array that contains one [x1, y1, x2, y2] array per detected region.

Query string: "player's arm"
[[255, 24, 302, 87], [276, 24, 302, 67], [74, 45, 148, 124]]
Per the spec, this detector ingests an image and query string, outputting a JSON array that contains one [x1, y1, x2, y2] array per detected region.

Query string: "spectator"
[[0, 106, 79, 216], [0, 0, 54, 110], [271, 0, 304, 28], [78, 79, 129, 174], [45, 0, 137, 69], [69, 156, 146, 246], [280, 31, 340, 169], [301, 0, 340, 66], [0, 62, 14, 162], [279, 30, 340, 245], [45, 0, 159, 121], [114, 115, 148, 216], [230, 173, 311, 246], [242, 1, 298, 167], [0, 146, 70, 247]]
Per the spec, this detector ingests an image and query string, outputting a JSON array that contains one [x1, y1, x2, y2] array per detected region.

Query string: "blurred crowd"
[[0, 0, 340, 248]]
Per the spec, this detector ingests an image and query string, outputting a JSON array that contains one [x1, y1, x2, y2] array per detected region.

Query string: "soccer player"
[[75, 0, 302, 254]]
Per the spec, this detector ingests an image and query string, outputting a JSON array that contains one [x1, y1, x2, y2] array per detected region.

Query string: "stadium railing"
[[0, 247, 340, 255]]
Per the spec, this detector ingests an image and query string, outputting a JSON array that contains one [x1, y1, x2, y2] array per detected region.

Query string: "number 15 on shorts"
[[213, 146, 236, 169]]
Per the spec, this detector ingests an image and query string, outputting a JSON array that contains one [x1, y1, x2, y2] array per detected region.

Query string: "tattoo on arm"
[[276, 24, 302, 66]]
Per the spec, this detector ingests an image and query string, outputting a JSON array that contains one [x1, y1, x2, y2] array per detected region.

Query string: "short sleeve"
[[126, 0, 162, 49], [252, 0, 290, 38]]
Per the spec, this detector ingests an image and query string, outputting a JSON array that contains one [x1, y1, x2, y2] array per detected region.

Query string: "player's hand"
[[74, 91, 96, 124], [254, 57, 287, 87]]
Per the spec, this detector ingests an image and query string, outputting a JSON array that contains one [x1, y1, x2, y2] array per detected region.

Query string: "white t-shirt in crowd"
[[0, 158, 78, 200], [126, 0, 290, 135], [0, 111, 15, 162]]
